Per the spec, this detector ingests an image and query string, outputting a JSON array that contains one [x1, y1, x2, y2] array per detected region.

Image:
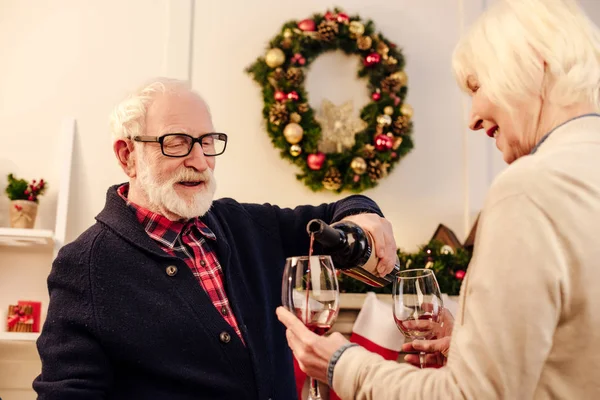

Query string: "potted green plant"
[[5, 173, 47, 229]]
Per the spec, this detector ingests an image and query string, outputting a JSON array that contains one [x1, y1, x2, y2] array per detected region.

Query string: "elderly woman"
[[276, 0, 600, 398]]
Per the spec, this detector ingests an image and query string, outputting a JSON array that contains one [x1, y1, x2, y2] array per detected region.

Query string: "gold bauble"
[[390, 71, 408, 86], [376, 114, 393, 126], [283, 122, 304, 144], [349, 21, 365, 37], [265, 48, 286, 68], [383, 106, 394, 116], [290, 112, 302, 123], [283, 28, 293, 39], [400, 103, 414, 119], [290, 144, 302, 157], [350, 157, 367, 175], [440, 245, 455, 255]]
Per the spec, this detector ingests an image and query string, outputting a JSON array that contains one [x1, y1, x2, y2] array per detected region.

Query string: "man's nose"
[[183, 141, 209, 171]]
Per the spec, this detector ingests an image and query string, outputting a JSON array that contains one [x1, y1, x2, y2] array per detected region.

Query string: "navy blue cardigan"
[[33, 185, 383, 400]]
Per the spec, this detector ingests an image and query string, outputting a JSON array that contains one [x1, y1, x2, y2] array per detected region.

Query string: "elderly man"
[[32, 78, 397, 400]]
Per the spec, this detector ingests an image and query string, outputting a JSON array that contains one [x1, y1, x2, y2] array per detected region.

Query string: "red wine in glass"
[[282, 252, 339, 400], [305, 323, 332, 336]]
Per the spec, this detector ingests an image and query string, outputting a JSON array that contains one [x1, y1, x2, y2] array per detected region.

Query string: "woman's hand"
[[402, 307, 454, 368]]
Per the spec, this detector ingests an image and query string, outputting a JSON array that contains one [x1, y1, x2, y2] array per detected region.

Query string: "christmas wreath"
[[246, 8, 414, 193]]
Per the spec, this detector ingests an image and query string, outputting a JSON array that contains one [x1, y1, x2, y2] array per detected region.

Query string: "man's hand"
[[342, 213, 397, 276]]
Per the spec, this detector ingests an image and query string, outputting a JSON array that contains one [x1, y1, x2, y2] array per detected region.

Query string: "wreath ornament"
[[247, 8, 414, 193]]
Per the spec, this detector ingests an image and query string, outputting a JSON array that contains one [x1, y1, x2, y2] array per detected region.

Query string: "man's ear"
[[113, 139, 137, 178]]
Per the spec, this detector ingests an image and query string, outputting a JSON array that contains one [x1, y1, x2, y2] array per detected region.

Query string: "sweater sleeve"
[[332, 193, 564, 399], [33, 235, 114, 399], [270, 194, 383, 258]]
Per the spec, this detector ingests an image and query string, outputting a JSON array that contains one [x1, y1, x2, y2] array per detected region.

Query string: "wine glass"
[[282, 255, 339, 400], [392, 268, 443, 369]]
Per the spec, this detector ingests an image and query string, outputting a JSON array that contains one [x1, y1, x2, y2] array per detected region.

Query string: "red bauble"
[[298, 19, 316, 32], [287, 91, 299, 101], [336, 13, 349, 23], [391, 152, 398, 158], [324, 11, 336, 21], [307, 152, 326, 170], [353, 174, 360, 183], [374, 133, 393, 151], [371, 92, 381, 101], [455, 270, 466, 280], [363, 53, 381, 67], [274, 91, 287, 102]]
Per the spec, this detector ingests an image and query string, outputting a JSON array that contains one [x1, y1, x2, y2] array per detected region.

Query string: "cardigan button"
[[219, 331, 231, 344], [166, 265, 178, 276]]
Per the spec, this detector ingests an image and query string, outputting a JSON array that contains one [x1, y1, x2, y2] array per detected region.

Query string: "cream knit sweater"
[[333, 115, 600, 399]]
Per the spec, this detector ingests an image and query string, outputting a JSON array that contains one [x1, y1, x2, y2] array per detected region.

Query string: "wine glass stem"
[[308, 377, 321, 400], [419, 351, 426, 369]]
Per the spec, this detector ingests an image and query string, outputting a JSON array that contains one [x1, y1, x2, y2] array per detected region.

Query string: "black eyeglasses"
[[132, 133, 228, 157]]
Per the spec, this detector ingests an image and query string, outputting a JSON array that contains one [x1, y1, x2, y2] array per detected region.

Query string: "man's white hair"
[[452, 0, 600, 112], [109, 77, 209, 141]]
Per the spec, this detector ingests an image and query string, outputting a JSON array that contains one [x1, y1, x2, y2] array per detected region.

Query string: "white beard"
[[136, 150, 217, 220]]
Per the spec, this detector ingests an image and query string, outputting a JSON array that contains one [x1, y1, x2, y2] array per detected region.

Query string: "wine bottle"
[[306, 219, 400, 287]]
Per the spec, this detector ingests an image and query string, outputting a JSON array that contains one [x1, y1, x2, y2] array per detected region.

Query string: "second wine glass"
[[281, 255, 339, 400], [392, 268, 444, 369]]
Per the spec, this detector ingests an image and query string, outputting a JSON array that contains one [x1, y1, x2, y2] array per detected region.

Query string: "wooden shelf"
[[0, 332, 39, 342], [0, 228, 54, 247]]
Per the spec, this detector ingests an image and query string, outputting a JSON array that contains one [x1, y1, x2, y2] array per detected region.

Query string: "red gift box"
[[18, 300, 41, 332], [6, 301, 42, 333]]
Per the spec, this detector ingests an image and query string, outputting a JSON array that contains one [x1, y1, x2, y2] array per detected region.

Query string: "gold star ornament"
[[315, 99, 368, 154]]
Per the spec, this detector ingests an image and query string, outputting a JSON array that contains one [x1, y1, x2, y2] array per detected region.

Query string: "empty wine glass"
[[282, 255, 339, 400], [392, 268, 444, 369]]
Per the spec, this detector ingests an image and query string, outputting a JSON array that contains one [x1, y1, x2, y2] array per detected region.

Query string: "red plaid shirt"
[[117, 184, 244, 343]]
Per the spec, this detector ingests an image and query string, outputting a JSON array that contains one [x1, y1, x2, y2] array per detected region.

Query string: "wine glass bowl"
[[392, 268, 444, 368], [282, 255, 340, 400]]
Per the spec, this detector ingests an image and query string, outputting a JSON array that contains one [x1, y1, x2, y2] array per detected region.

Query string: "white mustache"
[[169, 168, 212, 184]]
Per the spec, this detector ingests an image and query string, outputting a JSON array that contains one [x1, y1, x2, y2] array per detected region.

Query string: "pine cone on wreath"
[[380, 75, 402, 94], [272, 68, 285, 81], [318, 20, 339, 42], [269, 102, 289, 126], [368, 159, 384, 181], [357, 35, 373, 51], [322, 167, 343, 191], [393, 115, 410, 135], [286, 67, 304, 86], [362, 144, 377, 160], [297, 103, 309, 113]]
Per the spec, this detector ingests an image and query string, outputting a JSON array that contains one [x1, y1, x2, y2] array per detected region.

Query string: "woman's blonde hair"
[[452, 0, 600, 112]]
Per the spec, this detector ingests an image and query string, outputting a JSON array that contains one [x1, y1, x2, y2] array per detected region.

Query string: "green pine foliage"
[[338, 240, 472, 295]]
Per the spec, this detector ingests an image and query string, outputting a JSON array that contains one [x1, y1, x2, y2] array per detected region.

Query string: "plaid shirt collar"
[[117, 184, 216, 248]]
